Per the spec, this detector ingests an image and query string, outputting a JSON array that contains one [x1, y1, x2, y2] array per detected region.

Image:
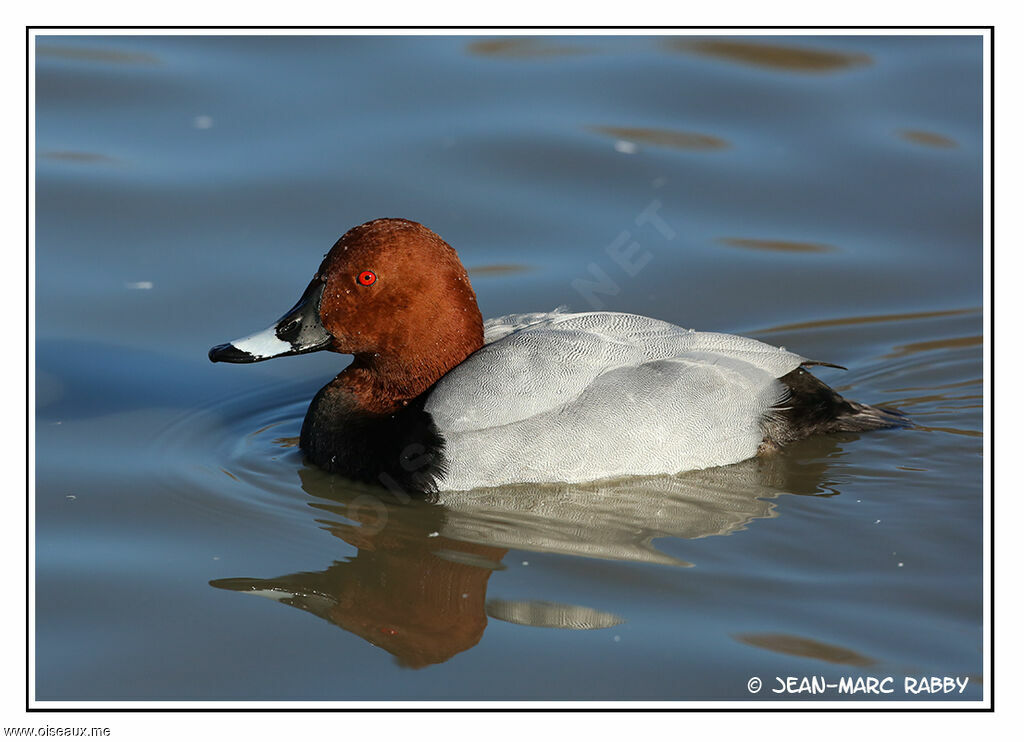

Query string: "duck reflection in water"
[[211, 435, 847, 668], [215, 488, 502, 668]]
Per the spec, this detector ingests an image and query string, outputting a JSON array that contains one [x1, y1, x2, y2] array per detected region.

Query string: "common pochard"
[[209, 218, 905, 494]]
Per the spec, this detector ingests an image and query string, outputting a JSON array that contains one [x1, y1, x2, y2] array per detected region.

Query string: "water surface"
[[35, 34, 984, 702]]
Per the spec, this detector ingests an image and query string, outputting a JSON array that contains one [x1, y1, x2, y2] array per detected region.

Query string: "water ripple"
[[149, 381, 315, 520], [589, 125, 729, 151]]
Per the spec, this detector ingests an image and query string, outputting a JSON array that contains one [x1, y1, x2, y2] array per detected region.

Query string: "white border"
[[27, 25, 37, 719], [23, 26, 992, 715]]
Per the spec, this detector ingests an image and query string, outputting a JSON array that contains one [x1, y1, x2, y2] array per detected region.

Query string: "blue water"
[[35, 34, 984, 702]]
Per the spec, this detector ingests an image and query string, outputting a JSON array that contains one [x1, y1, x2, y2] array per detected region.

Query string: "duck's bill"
[[208, 278, 331, 363]]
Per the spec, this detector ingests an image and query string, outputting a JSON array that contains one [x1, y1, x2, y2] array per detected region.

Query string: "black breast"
[[299, 381, 447, 498]]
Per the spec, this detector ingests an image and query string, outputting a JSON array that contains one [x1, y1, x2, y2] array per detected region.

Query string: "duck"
[[209, 218, 906, 495]]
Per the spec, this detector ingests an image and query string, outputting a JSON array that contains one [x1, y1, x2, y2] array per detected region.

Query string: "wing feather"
[[426, 311, 805, 435]]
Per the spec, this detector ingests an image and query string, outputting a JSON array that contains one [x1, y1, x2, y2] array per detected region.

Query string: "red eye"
[[357, 270, 376, 286]]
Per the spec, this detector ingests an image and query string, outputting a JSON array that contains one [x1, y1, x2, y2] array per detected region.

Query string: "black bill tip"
[[209, 343, 257, 363]]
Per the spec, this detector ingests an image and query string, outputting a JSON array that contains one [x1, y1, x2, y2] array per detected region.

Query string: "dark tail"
[[761, 366, 910, 449], [836, 399, 911, 431]]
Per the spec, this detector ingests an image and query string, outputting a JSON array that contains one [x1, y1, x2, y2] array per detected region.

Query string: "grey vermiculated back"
[[424, 311, 806, 491]]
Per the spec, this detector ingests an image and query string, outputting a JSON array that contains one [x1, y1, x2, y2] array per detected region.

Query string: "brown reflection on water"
[[883, 335, 981, 359], [467, 38, 589, 59], [887, 378, 982, 393], [213, 480, 505, 669], [590, 125, 728, 151], [753, 307, 979, 335], [669, 39, 871, 74], [719, 237, 835, 254], [735, 633, 876, 667], [468, 263, 532, 276], [899, 129, 958, 149], [37, 44, 161, 65], [40, 150, 118, 165]]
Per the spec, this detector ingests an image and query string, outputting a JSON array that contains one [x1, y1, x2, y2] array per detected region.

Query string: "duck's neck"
[[338, 336, 484, 415]]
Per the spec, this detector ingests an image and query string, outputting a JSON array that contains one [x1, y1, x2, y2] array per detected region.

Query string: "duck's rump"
[[762, 366, 909, 450]]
